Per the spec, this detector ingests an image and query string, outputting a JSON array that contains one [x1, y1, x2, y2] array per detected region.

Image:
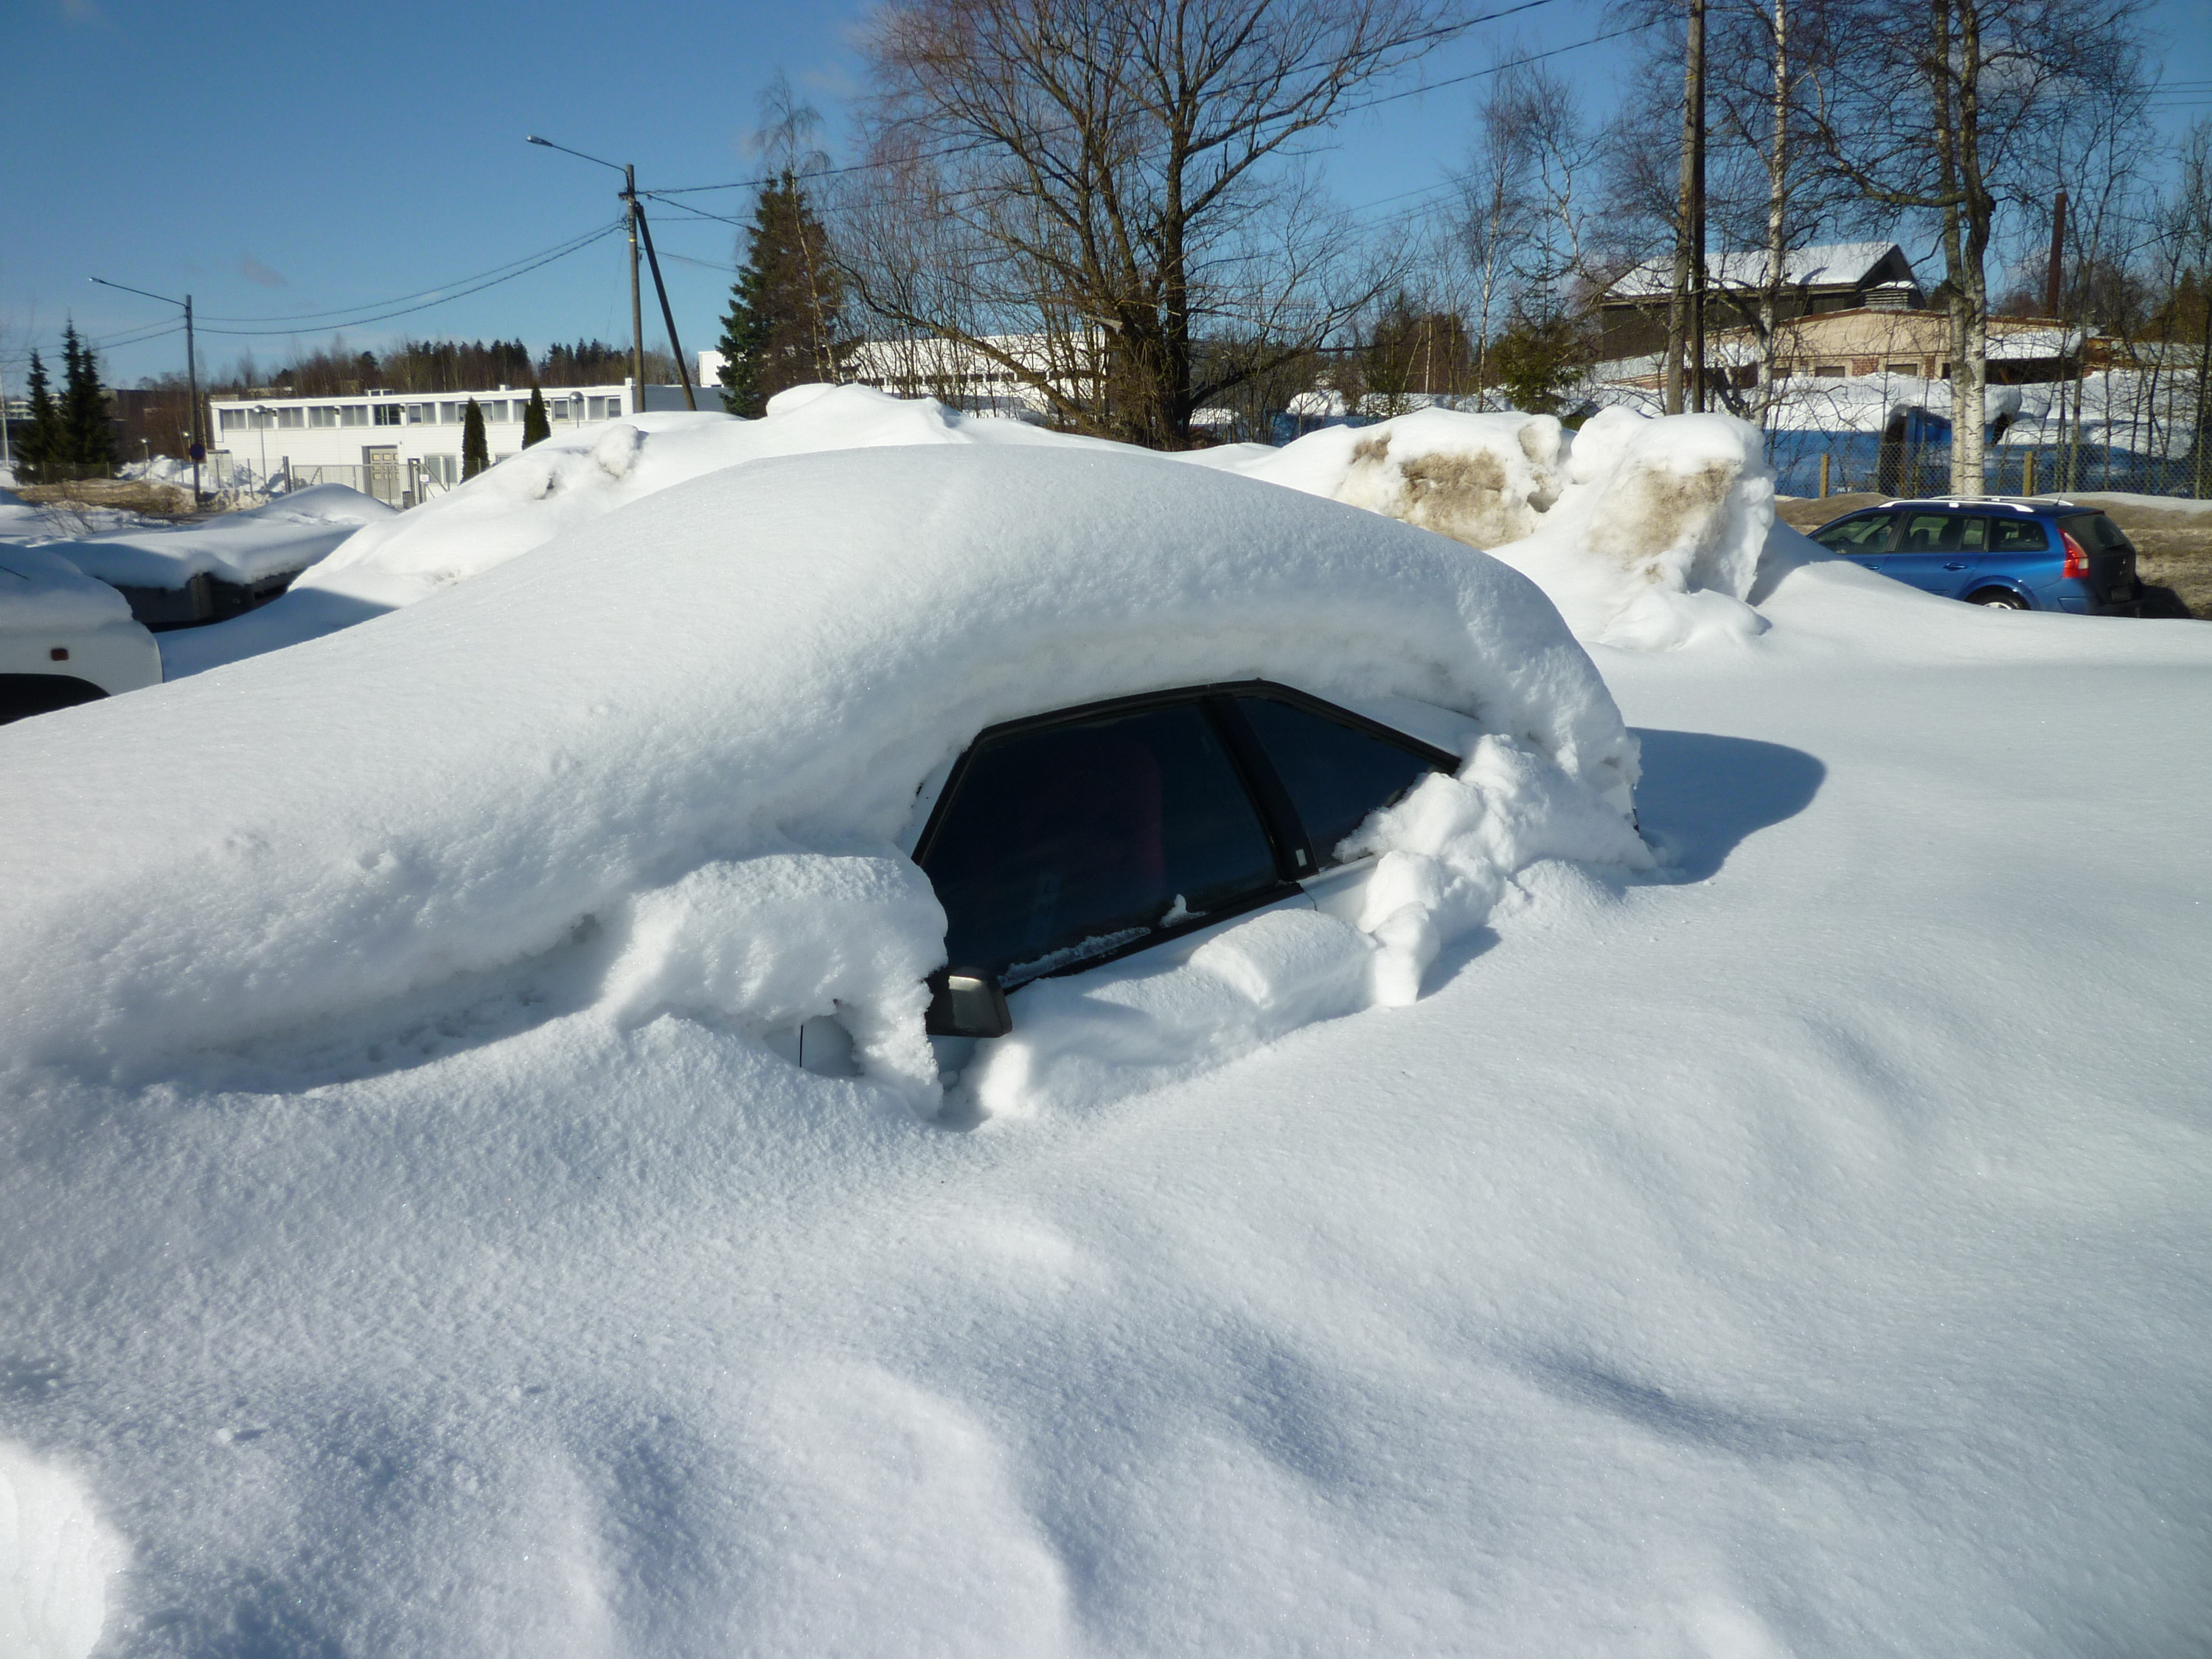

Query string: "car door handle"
[[1944, 561, 1969, 569]]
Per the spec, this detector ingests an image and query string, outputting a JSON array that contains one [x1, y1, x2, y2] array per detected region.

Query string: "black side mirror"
[[925, 967, 1012, 1038]]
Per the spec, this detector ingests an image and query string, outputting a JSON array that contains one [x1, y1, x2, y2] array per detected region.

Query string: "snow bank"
[[49, 484, 394, 590], [1225, 408, 1566, 549], [1486, 408, 1775, 650], [0, 543, 137, 633], [0, 445, 1638, 1118], [1198, 406, 1775, 651]]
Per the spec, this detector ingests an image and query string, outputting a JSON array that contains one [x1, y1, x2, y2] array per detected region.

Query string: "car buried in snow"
[[0, 445, 1649, 1117]]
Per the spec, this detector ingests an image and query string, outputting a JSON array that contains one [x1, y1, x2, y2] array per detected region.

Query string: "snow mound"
[[1228, 408, 1566, 549], [290, 383, 1112, 616], [0, 1441, 126, 1659], [1487, 408, 1775, 650], [0, 445, 1638, 1117], [50, 483, 394, 590], [0, 544, 137, 633]]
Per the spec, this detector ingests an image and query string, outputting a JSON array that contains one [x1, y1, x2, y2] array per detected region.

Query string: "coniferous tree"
[[460, 398, 490, 479], [521, 385, 551, 447], [716, 170, 846, 417], [21, 350, 61, 481], [59, 324, 116, 470]]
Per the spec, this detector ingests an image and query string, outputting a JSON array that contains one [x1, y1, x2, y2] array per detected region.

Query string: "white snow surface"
[[0, 543, 137, 633], [0, 445, 1635, 1118], [0, 446, 2208, 1653]]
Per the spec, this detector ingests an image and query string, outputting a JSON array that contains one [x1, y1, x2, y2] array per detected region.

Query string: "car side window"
[[1986, 517, 2049, 552], [1812, 513, 1893, 552], [1959, 517, 1988, 552], [1231, 694, 1448, 866], [918, 700, 1284, 984], [1899, 512, 1960, 553]]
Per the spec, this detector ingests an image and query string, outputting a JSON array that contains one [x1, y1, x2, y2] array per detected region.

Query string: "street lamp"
[[526, 136, 697, 411], [251, 405, 272, 495], [88, 276, 206, 504]]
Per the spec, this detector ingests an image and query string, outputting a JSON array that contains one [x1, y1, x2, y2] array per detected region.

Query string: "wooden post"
[[1819, 452, 1830, 497], [2023, 450, 2037, 496]]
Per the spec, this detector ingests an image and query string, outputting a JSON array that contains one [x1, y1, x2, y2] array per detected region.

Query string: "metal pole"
[[0, 354, 11, 475], [632, 198, 698, 410], [1689, 0, 1708, 414], [626, 164, 645, 414], [186, 294, 203, 504]]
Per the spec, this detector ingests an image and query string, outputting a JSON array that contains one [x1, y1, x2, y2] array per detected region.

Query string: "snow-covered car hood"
[[0, 445, 1637, 1107]]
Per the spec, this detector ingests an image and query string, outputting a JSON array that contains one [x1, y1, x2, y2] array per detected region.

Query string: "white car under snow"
[[0, 543, 161, 723]]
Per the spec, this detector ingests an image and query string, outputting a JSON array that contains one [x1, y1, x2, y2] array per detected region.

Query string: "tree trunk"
[[1759, 0, 1790, 425]]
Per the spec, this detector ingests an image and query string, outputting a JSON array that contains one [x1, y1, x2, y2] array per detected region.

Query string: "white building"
[[206, 380, 694, 507], [698, 331, 1102, 422]]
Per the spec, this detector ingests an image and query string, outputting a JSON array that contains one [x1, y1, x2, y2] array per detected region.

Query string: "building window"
[[1886, 363, 1919, 377], [374, 405, 403, 427], [276, 406, 305, 429], [219, 408, 245, 431], [482, 400, 507, 422], [1812, 364, 1846, 378], [308, 406, 338, 428], [341, 405, 370, 427]]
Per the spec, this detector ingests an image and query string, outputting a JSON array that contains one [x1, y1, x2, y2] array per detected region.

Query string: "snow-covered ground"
[[1, 428, 2208, 1656]]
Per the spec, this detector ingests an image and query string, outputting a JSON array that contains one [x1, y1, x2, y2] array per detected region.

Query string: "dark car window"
[[2059, 512, 2131, 552], [1233, 694, 1447, 865], [1983, 516, 2049, 552], [919, 700, 1282, 983], [1898, 512, 1961, 553], [1812, 513, 1893, 552]]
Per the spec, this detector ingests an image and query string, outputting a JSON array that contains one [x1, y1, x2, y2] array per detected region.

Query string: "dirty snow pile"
[[0, 446, 1635, 1119], [1200, 405, 1775, 650], [164, 383, 1118, 677], [46, 483, 394, 591]]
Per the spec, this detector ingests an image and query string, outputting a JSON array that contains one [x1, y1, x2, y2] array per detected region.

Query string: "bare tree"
[[841, 0, 1448, 447], [1804, 0, 2145, 495]]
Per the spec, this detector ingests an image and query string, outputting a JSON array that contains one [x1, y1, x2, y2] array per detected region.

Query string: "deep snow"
[[46, 484, 394, 591], [1, 436, 2208, 1658]]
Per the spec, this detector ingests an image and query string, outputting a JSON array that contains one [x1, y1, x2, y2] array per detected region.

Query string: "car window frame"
[[910, 680, 1459, 984], [1812, 511, 1901, 554]]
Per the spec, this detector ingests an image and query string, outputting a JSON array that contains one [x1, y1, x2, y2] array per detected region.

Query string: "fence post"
[[1820, 453, 1831, 498]]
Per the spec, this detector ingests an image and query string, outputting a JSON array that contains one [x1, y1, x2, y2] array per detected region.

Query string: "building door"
[[363, 445, 403, 507]]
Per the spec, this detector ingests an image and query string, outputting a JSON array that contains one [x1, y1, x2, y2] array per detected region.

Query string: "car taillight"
[[2061, 529, 2090, 580]]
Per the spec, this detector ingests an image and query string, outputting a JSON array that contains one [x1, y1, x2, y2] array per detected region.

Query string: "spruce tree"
[[21, 350, 61, 481], [59, 324, 117, 470], [521, 385, 551, 447], [461, 397, 490, 479], [716, 170, 846, 417]]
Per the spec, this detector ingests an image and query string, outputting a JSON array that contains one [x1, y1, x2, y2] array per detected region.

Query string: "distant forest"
[[206, 337, 682, 397]]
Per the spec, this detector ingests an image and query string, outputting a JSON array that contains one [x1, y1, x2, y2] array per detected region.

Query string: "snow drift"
[[0, 543, 139, 633], [1206, 406, 1776, 650], [0, 445, 1641, 1116]]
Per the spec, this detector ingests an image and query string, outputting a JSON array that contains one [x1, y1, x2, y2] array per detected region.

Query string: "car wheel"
[[1969, 588, 2028, 611]]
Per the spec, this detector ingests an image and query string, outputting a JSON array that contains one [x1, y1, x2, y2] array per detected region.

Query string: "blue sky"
[[6, 0, 2210, 392]]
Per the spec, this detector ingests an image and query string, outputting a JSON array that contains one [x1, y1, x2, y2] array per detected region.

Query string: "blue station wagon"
[[1809, 498, 2143, 615]]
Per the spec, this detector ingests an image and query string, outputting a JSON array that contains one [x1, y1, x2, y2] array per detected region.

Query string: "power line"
[[189, 223, 627, 338], [191, 222, 625, 324]]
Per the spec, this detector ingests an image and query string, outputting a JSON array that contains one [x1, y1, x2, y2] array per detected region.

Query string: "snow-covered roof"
[[46, 484, 394, 591], [1605, 241, 1910, 301], [0, 539, 138, 633], [0, 444, 1635, 1108]]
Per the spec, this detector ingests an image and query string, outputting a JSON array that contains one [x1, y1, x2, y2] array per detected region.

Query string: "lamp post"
[[252, 405, 273, 495], [88, 276, 205, 503], [526, 136, 697, 411]]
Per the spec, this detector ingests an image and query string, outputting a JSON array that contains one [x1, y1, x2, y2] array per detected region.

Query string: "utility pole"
[[624, 164, 646, 414], [630, 196, 698, 409], [1666, 0, 1707, 414], [88, 276, 206, 503], [1690, 0, 1708, 413]]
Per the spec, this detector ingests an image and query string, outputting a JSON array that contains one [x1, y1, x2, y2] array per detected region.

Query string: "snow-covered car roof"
[[0, 445, 1635, 1102]]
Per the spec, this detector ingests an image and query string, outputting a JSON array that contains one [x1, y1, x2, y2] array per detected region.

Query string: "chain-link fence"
[[1770, 431, 2211, 500]]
